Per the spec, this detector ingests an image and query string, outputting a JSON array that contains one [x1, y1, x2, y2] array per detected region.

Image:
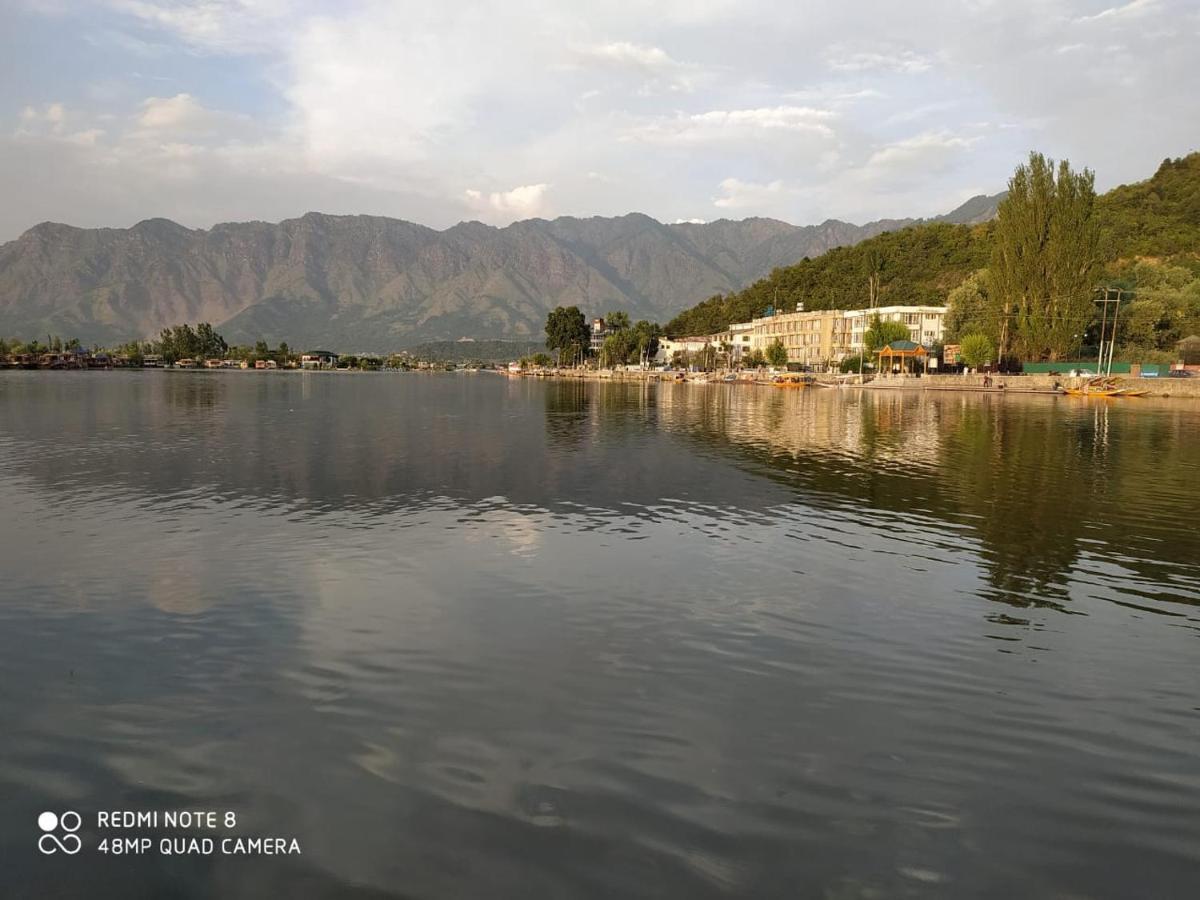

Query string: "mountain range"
[[0, 195, 1001, 350]]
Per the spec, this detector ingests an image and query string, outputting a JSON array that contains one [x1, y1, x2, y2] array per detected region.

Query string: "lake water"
[[1, 372, 1198, 899]]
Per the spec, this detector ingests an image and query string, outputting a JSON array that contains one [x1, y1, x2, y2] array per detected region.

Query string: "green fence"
[[1020, 360, 1149, 375]]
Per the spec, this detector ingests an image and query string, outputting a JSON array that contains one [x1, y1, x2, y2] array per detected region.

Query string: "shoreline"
[[502, 367, 1200, 399], [6, 364, 1200, 399]]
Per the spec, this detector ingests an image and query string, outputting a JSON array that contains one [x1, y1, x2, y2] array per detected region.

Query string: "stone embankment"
[[510, 367, 1200, 398], [919, 373, 1200, 398]]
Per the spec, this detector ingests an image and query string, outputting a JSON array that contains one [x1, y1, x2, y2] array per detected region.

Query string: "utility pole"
[[1096, 288, 1110, 375], [1107, 289, 1124, 376], [1095, 288, 1125, 376]]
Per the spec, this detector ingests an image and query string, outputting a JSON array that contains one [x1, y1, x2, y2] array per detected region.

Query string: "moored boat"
[[772, 373, 815, 388]]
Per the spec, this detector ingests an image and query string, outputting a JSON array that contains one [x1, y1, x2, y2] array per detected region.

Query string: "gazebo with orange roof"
[[876, 340, 929, 375]]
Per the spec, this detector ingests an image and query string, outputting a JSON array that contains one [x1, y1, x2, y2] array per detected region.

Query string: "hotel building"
[[748, 304, 948, 368]]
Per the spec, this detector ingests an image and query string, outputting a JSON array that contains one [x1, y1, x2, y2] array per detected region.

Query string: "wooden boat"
[[1063, 380, 1147, 398], [772, 374, 815, 388]]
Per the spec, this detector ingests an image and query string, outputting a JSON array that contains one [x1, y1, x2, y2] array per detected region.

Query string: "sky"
[[0, 0, 1196, 241]]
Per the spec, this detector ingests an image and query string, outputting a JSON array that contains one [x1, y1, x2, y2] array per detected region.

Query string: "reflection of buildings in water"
[[653, 385, 946, 472]]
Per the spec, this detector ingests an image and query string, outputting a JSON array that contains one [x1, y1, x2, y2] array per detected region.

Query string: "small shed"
[[1176, 335, 1200, 366]]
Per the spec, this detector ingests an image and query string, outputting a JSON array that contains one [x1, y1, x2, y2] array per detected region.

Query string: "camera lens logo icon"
[[38, 811, 82, 855]]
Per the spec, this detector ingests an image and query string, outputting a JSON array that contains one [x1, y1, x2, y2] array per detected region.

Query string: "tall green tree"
[[605, 310, 631, 332], [765, 339, 789, 368], [601, 330, 635, 367], [863, 316, 911, 353], [630, 320, 661, 364], [195, 322, 228, 359], [945, 270, 998, 343], [990, 152, 1099, 361], [863, 245, 886, 308], [544, 306, 589, 364]]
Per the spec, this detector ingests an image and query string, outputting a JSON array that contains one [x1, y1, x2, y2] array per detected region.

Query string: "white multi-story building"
[[842, 306, 947, 356], [742, 304, 948, 368], [656, 335, 713, 364]]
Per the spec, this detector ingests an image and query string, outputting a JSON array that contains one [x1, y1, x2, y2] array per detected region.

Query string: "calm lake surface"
[[1, 372, 1198, 899]]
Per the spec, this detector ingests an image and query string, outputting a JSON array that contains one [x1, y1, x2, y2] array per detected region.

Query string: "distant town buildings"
[[589, 318, 610, 353], [300, 350, 338, 369]]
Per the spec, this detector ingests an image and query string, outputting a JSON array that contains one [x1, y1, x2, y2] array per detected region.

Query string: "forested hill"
[[664, 222, 992, 336], [1097, 154, 1200, 260], [665, 152, 1200, 337]]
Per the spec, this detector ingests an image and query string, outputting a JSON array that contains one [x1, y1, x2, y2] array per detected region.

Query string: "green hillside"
[[665, 222, 991, 336], [1098, 154, 1200, 262], [666, 152, 1200, 338]]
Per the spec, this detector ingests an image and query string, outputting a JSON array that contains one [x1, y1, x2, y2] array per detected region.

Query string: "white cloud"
[[106, 0, 292, 53], [713, 177, 789, 210], [464, 183, 551, 220], [826, 45, 933, 74], [861, 131, 975, 181], [626, 106, 838, 144], [13, 102, 103, 146], [138, 93, 231, 132], [2, 0, 1197, 239], [570, 41, 701, 92], [1074, 0, 1158, 23]]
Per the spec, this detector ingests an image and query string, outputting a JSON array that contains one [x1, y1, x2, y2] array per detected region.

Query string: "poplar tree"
[[989, 153, 1099, 362]]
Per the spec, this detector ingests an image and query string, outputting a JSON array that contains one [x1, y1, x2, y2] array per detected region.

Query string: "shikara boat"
[[1063, 378, 1147, 398], [771, 374, 815, 388]]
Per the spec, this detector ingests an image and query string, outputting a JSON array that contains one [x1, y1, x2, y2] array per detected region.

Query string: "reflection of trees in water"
[[5, 375, 1196, 617], [673, 389, 1199, 615], [163, 373, 224, 410], [542, 379, 590, 449], [940, 399, 1094, 610]]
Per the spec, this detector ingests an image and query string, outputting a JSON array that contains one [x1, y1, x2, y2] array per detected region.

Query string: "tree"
[[545, 306, 589, 365], [1109, 262, 1200, 361], [195, 322, 227, 359], [694, 343, 717, 371], [630, 320, 661, 366], [864, 245, 886, 308], [601, 330, 637, 367], [839, 353, 872, 373], [958, 333, 995, 369], [863, 315, 911, 353], [605, 310, 631, 332], [765, 338, 789, 368], [990, 152, 1099, 361], [743, 348, 766, 368], [945, 270, 998, 343], [254, 339, 270, 360]]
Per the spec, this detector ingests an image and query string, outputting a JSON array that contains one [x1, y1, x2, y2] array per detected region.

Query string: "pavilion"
[[876, 340, 929, 375]]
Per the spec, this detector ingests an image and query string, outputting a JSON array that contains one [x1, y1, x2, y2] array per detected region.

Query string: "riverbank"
[[505, 367, 1200, 398]]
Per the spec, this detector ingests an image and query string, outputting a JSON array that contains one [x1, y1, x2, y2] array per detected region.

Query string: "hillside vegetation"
[[1098, 154, 1200, 262], [666, 153, 1200, 342], [666, 222, 992, 336]]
